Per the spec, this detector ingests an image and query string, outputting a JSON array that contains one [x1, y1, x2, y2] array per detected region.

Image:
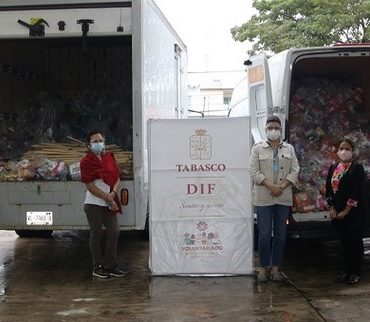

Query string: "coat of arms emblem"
[[190, 129, 212, 160]]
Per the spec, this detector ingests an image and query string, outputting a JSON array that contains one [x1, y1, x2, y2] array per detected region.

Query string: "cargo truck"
[[0, 0, 187, 237], [229, 45, 370, 240]]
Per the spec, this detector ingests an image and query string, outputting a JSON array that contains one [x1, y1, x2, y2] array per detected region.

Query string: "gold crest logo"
[[189, 129, 212, 160]]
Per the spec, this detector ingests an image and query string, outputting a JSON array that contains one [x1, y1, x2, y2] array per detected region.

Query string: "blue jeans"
[[257, 205, 290, 267]]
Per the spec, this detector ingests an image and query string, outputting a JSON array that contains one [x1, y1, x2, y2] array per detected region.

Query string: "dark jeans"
[[84, 204, 120, 269], [257, 204, 290, 267], [335, 223, 364, 275]]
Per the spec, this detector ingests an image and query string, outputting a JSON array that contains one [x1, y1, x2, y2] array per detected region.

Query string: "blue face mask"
[[90, 142, 105, 154]]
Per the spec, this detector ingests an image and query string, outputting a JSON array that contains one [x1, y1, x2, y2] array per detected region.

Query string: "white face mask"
[[266, 129, 281, 141], [337, 150, 352, 162], [90, 142, 105, 154]]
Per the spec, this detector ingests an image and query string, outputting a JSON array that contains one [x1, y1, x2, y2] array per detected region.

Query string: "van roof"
[[332, 42, 370, 47], [280, 45, 370, 56]]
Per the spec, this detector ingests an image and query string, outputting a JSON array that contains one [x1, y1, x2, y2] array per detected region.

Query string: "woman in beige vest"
[[249, 116, 299, 282]]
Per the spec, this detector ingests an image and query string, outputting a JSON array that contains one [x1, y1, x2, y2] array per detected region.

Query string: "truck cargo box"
[[0, 0, 187, 234]]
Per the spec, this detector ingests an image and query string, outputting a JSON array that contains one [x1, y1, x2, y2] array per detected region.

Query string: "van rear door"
[[247, 53, 272, 143]]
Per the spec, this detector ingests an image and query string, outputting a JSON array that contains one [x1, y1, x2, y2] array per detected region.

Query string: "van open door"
[[247, 53, 272, 143]]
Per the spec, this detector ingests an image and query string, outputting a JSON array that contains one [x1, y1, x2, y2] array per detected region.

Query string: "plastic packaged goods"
[[0, 156, 71, 182], [69, 162, 81, 181], [59, 165, 69, 181], [51, 160, 65, 177], [16, 159, 36, 181], [36, 159, 68, 181], [290, 77, 370, 213], [0, 89, 134, 181], [0, 160, 18, 181], [293, 192, 316, 213]]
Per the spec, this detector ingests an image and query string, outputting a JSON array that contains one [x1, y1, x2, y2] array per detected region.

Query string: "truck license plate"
[[26, 211, 53, 225]]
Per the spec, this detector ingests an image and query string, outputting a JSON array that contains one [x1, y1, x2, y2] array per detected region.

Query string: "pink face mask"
[[337, 150, 352, 162]]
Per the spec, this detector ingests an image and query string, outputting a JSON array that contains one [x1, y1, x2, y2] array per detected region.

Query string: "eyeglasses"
[[266, 127, 281, 131], [90, 139, 105, 143]]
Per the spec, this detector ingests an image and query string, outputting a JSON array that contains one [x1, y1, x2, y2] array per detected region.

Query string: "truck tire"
[[15, 230, 53, 238]]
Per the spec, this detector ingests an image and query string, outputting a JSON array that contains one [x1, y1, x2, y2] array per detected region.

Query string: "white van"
[[229, 46, 370, 239]]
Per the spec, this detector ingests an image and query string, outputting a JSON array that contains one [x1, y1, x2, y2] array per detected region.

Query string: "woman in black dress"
[[326, 138, 367, 284]]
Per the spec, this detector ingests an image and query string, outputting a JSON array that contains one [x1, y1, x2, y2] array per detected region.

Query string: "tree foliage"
[[231, 0, 370, 54]]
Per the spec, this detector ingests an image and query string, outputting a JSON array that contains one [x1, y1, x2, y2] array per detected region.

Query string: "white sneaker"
[[271, 270, 284, 282], [257, 269, 268, 282]]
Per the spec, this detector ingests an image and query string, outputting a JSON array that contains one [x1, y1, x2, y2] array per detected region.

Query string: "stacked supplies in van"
[[290, 77, 370, 213]]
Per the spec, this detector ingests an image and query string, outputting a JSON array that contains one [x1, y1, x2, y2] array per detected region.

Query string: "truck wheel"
[[15, 230, 53, 238], [35, 230, 53, 238]]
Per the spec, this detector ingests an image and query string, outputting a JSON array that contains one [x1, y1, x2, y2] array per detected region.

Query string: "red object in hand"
[[293, 192, 316, 213]]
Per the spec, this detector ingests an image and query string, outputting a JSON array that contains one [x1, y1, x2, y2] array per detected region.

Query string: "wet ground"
[[0, 230, 369, 322]]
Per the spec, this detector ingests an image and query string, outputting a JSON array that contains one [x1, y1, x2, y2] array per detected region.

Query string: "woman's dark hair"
[[86, 131, 103, 145], [341, 137, 355, 151], [266, 115, 281, 125]]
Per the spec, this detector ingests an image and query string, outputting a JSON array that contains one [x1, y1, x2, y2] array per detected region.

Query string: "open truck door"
[[247, 53, 273, 143]]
